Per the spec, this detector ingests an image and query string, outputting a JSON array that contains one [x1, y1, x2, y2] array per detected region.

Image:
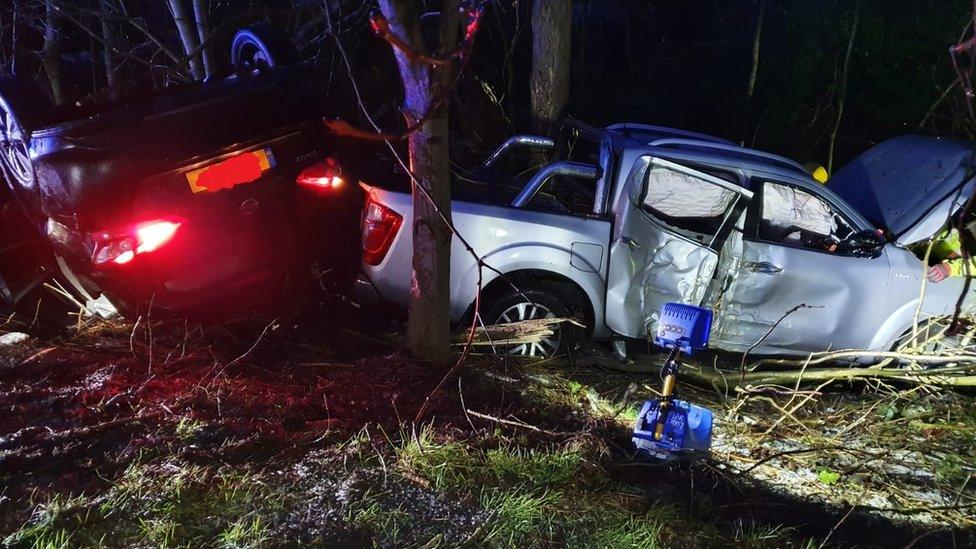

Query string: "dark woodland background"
[[0, 0, 971, 167]]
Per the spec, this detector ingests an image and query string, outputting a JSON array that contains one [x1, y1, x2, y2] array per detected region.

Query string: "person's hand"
[[927, 262, 951, 283]]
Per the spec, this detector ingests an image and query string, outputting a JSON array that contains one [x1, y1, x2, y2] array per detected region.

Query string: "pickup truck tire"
[[483, 286, 579, 358], [893, 318, 967, 368]]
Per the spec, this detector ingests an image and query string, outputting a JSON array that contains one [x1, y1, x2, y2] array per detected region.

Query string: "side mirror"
[[841, 229, 885, 257]]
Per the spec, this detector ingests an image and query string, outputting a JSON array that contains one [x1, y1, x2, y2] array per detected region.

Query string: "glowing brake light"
[[362, 199, 402, 266], [298, 158, 344, 190], [113, 250, 135, 265], [93, 220, 182, 266], [135, 221, 180, 253]]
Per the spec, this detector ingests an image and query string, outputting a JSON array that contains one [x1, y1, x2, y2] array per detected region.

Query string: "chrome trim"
[[482, 135, 555, 169], [511, 161, 599, 208]]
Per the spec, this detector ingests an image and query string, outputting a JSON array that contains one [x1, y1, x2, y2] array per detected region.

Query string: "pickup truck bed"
[[360, 180, 613, 332]]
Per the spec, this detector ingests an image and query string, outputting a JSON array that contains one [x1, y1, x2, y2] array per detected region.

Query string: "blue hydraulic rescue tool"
[[633, 302, 715, 460]]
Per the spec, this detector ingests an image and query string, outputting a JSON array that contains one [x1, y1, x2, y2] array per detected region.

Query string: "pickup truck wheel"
[[483, 287, 578, 358], [894, 318, 968, 368]]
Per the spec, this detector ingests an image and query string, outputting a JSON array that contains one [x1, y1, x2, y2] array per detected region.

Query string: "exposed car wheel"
[[482, 286, 580, 358], [894, 318, 970, 368], [0, 76, 49, 229], [231, 24, 298, 73]]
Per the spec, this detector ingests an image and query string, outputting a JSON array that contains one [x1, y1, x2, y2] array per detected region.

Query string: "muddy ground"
[[0, 309, 973, 547]]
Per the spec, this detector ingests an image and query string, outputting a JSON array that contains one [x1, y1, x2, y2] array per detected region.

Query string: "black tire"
[[893, 318, 969, 368], [230, 24, 298, 72], [482, 285, 581, 358], [0, 76, 49, 229]]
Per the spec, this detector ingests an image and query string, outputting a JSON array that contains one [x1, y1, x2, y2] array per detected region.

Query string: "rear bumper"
[[84, 209, 302, 313], [51, 184, 360, 315]]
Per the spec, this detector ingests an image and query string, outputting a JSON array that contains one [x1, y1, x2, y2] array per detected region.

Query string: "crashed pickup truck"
[[357, 119, 976, 357]]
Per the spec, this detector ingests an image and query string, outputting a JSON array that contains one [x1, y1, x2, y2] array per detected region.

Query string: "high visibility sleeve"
[[946, 256, 976, 277]]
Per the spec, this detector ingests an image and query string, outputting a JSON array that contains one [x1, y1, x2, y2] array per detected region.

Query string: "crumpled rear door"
[[605, 156, 752, 339]]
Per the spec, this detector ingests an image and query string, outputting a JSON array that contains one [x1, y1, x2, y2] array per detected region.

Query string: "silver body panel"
[[362, 129, 976, 356], [361, 185, 615, 337]]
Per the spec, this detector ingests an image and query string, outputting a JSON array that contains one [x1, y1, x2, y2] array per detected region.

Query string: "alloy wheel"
[[0, 103, 33, 188], [494, 301, 561, 357]]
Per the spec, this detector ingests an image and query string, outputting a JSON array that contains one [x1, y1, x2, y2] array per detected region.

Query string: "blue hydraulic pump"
[[632, 302, 715, 460]]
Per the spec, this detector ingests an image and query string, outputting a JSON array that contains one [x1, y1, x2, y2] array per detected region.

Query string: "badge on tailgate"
[[186, 147, 276, 194]]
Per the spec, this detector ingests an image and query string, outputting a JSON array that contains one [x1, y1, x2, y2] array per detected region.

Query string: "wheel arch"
[[461, 268, 596, 335]]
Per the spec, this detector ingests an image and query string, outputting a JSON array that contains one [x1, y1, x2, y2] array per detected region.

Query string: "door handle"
[[746, 261, 782, 274]]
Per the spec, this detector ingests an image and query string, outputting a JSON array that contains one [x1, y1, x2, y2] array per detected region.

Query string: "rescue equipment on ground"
[[632, 302, 714, 460]]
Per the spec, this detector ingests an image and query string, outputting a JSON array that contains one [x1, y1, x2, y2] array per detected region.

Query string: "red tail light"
[[93, 220, 182, 266], [135, 221, 180, 253], [298, 158, 344, 190], [362, 199, 402, 266]]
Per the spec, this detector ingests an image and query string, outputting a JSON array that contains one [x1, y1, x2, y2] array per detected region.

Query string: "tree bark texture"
[[191, 0, 216, 79], [167, 0, 204, 80], [41, 0, 64, 105], [377, 0, 459, 363], [827, 0, 860, 174], [741, 0, 766, 144], [530, 0, 571, 135], [100, 0, 118, 101]]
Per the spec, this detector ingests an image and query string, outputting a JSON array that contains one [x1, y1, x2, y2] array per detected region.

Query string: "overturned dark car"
[[0, 26, 360, 321]]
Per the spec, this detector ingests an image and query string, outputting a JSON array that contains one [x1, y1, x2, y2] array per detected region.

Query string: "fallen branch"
[[620, 355, 976, 392], [453, 317, 584, 347], [465, 408, 572, 436], [695, 362, 976, 391]]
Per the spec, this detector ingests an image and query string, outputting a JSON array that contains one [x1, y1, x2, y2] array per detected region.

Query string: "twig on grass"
[[465, 408, 572, 437], [222, 317, 278, 371], [458, 377, 477, 432]]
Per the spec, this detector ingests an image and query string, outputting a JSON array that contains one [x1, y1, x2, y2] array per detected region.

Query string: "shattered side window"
[[642, 166, 738, 236], [759, 181, 855, 250]]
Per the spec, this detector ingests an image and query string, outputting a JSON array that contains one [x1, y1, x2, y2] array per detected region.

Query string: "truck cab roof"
[[600, 121, 810, 181]]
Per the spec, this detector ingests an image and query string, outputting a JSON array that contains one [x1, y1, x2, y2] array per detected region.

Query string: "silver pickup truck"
[[356, 120, 976, 358]]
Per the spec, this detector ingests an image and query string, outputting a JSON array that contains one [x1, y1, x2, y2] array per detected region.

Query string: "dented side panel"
[[605, 155, 751, 339], [711, 241, 891, 354], [606, 227, 718, 338]]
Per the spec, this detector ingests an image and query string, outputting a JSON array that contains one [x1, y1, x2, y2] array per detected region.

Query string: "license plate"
[[186, 148, 276, 194]]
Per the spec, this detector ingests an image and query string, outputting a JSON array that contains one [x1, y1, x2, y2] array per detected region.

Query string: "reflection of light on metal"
[[491, 227, 508, 238], [45, 218, 71, 245]]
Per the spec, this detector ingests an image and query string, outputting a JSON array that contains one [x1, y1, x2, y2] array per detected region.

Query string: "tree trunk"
[[191, 0, 216, 79], [99, 0, 118, 101], [13, 0, 19, 74], [377, 0, 459, 363], [827, 0, 860, 175], [166, 0, 204, 80], [41, 0, 64, 105], [529, 0, 572, 135], [741, 0, 766, 144]]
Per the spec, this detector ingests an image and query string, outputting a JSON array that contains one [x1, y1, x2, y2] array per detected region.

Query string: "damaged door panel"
[[711, 178, 890, 354], [605, 156, 752, 339]]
